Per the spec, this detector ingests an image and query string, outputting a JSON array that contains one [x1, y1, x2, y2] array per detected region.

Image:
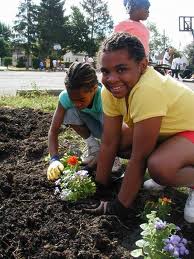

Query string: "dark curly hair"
[[98, 32, 146, 63], [123, 0, 150, 13], [65, 62, 98, 92]]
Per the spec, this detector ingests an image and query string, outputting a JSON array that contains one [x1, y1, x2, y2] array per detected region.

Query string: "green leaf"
[[135, 239, 146, 248], [140, 223, 148, 230], [130, 249, 143, 257]]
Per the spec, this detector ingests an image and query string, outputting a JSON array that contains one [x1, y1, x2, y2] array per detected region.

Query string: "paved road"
[[0, 71, 65, 96], [0, 70, 194, 96]]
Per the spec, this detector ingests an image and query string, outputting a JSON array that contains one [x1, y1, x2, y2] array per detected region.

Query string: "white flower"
[[75, 170, 88, 177], [60, 189, 72, 200], [63, 169, 71, 174], [55, 179, 61, 185], [54, 187, 60, 195]]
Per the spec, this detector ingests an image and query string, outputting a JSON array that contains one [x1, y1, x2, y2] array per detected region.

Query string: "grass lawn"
[[0, 91, 58, 112]]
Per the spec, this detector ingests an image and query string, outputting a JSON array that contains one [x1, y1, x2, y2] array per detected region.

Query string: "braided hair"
[[65, 62, 98, 92], [99, 32, 146, 63], [123, 0, 150, 13]]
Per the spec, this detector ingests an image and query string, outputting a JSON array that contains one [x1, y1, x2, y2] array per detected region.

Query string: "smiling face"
[[68, 85, 97, 110], [100, 49, 148, 99]]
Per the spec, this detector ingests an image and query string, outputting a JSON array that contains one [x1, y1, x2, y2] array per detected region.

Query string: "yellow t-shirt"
[[102, 66, 194, 136]]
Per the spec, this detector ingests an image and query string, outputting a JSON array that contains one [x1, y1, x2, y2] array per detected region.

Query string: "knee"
[[147, 156, 174, 185]]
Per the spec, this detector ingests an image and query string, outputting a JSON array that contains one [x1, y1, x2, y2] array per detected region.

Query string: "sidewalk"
[[0, 66, 7, 71]]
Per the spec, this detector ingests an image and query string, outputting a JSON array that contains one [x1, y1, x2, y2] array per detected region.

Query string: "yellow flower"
[[160, 197, 172, 205]]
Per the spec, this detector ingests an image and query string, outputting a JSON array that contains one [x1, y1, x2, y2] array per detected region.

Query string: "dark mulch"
[[0, 107, 193, 258]]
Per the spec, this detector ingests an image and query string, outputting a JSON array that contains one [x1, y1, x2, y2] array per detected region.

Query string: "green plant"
[[0, 94, 58, 112], [131, 211, 189, 259], [140, 197, 172, 221], [54, 155, 96, 202], [3, 56, 12, 67], [64, 61, 72, 68], [16, 57, 26, 68], [32, 57, 39, 69]]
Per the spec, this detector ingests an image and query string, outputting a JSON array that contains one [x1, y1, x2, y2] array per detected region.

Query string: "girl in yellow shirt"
[[85, 32, 194, 223]]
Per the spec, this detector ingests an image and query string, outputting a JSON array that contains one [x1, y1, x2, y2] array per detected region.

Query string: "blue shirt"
[[59, 83, 102, 121]]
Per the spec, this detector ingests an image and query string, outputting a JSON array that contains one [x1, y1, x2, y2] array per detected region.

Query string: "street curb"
[[16, 89, 64, 96]]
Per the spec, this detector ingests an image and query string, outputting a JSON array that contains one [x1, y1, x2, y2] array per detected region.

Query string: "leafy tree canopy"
[[147, 22, 172, 56]]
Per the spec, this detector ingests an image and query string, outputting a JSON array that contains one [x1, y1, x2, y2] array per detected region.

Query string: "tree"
[[0, 22, 11, 40], [183, 42, 194, 67], [147, 22, 171, 57], [80, 0, 113, 56], [0, 22, 12, 58], [66, 6, 90, 54], [38, 0, 66, 57], [13, 0, 39, 68]]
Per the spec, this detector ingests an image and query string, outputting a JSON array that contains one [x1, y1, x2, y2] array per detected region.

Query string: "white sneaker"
[[112, 157, 122, 172], [184, 189, 194, 223], [81, 137, 100, 165], [143, 179, 166, 191]]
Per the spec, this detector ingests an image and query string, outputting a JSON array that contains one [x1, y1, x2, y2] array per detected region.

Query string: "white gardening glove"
[[47, 160, 64, 181]]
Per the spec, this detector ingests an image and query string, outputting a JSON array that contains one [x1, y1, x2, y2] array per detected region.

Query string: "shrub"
[[3, 57, 12, 67], [16, 57, 26, 68], [32, 57, 39, 69], [64, 61, 72, 68]]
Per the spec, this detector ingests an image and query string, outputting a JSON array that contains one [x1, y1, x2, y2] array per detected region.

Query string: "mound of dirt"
[[0, 107, 193, 258]]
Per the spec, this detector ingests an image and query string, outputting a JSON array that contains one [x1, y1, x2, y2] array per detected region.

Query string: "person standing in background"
[[87, 56, 94, 67], [114, 0, 150, 57], [162, 47, 174, 66], [45, 57, 51, 72], [52, 59, 57, 72], [171, 53, 182, 79]]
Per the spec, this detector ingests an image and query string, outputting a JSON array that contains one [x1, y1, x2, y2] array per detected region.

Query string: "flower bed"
[[54, 155, 96, 201]]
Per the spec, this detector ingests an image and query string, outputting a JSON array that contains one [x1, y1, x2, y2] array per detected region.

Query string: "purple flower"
[[181, 238, 188, 245], [179, 246, 188, 255], [169, 235, 181, 245], [176, 226, 181, 231], [164, 243, 174, 252], [163, 235, 189, 258], [75, 170, 88, 177], [155, 220, 167, 230], [173, 248, 180, 257]]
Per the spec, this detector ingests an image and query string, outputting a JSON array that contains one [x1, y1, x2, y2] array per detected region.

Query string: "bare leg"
[[96, 123, 133, 185], [70, 124, 90, 139], [147, 135, 194, 187], [117, 123, 133, 158]]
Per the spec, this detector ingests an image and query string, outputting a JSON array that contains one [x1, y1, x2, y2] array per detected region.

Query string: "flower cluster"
[[140, 196, 172, 221], [54, 155, 96, 202], [60, 155, 80, 169], [131, 211, 189, 259], [164, 235, 189, 258]]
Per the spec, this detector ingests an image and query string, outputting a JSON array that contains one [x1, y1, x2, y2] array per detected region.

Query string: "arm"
[[118, 116, 163, 208], [48, 102, 66, 158], [95, 113, 123, 185]]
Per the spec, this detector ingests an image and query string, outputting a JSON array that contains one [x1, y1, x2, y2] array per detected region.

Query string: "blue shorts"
[[63, 108, 103, 139]]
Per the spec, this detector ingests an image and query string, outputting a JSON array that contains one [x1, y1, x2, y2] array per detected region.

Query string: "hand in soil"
[[83, 198, 129, 219], [47, 160, 64, 180]]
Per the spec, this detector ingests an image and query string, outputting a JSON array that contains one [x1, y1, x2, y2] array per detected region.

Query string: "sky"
[[0, 0, 194, 50]]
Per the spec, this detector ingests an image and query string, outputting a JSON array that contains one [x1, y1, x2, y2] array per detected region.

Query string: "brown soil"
[[0, 107, 193, 259]]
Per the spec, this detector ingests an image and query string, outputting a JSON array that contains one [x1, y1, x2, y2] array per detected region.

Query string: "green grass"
[[0, 92, 58, 112]]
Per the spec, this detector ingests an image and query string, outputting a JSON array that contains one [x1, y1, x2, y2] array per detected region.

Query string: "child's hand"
[[47, 161, 64, 180], [83, 198, 129, 219]]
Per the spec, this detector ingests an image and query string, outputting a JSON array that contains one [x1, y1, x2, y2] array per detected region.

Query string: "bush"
[[32, 57, 39, 69], [16, 57, 26, 68], [64, 62, 72, 68], [3, 57, 12, 67]]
